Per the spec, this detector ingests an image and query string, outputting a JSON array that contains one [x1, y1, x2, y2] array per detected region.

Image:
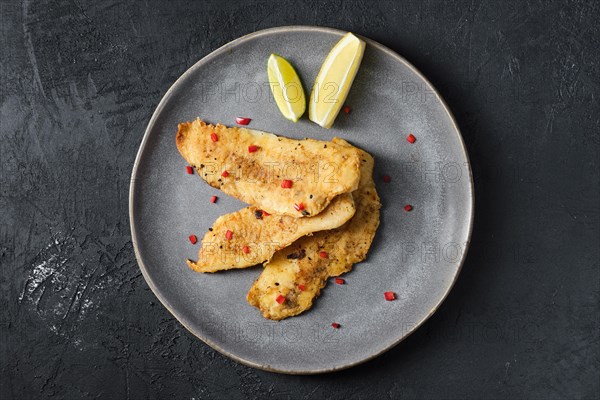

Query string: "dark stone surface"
[[1, 0, 598, 398]]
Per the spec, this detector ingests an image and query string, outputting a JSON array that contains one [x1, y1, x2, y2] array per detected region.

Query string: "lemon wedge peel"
[[309, 33, 365, 129]]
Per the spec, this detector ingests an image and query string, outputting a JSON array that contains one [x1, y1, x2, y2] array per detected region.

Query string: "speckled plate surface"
[[129, 26, 473, 374]]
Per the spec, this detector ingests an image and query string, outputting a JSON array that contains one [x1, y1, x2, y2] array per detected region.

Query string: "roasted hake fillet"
[[187, 193, 355, 273], [247, 139, 381, 320], [176, 119, 361, 217]]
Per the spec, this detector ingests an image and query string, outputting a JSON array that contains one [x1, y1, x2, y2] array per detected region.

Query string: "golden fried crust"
[[247, 139, 381, 320], [176, 119, 361, 217], [187, 193, 355, 273]]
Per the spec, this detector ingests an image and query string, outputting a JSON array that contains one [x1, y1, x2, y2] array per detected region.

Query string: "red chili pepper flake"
[[248, 145, 259, 153], [221, 170, 229, 178], [210, 132, 218, 142], [334, 278, 345, 285], [298, 284, 306, 291], [383, 175, 391, 183], [281, 179, 293, 189], [406, 134, 416, 144], [319, 251, 328, 259], [210, 195, 218, 203], [186, 166, 194, 174], [262, 210, 270, 216], [331, 322, 341, 329], [225, 230, 233, 240], [188, 235, 197, 244], [384, 291, 396, 301], [294, 202, 305, 212], [243, 245, 250, 254], [343, 105, 351, 114], [236, 117, 251, 125], [404, 204, 413, 212], [276, 294, 285, 304]]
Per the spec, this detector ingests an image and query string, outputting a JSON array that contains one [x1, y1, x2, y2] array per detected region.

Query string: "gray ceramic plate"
[[130, 26, 473, 374]]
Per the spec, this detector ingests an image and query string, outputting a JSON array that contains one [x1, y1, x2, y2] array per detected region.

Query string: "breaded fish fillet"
[[187, 193, 355, 273], [247, 139, 380, 320], [176, 119, 361, 217]]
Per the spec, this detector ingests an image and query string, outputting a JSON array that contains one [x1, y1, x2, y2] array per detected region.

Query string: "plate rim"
[[129, 25, 475, 374]]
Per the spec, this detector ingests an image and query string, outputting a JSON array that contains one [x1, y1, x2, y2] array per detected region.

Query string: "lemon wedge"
[[309, 33, 365, 129], [267, 54, 306, 122]]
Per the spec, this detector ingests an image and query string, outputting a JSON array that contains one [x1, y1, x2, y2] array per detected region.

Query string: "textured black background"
[[1, 0, 599, 399]]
